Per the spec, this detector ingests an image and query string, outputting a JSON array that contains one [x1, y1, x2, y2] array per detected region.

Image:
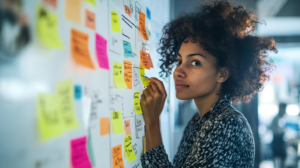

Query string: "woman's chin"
[[176, 92, 192, 100]]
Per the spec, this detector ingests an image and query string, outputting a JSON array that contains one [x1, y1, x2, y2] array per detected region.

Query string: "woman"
[[140, 0, 277, 167]]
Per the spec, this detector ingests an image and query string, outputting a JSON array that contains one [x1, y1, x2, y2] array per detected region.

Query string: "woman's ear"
[[217, 67, 230, 83]]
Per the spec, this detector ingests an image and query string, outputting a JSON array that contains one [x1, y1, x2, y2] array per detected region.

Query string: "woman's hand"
[[141, 77, 167, 127]]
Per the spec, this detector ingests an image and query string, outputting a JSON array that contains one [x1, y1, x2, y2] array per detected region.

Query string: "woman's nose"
[[174, 65, 186, 79]]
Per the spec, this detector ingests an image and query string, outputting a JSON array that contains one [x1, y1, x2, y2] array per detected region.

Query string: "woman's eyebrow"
[[177, 53, 206, 59]]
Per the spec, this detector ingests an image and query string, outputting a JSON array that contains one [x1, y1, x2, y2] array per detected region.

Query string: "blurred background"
[[169, 0, 300, 168]]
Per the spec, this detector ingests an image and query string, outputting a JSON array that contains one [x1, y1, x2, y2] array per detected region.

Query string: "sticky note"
[[123, 41, 134, 58], [134, 92, 143, 114], [124, 5, 132, 17], [74, 85, 82, 99], [100, 118, 110, 136], [37, 6, 63, 48], [111, 10, 121, 33], [113, 62, 127, 88], [71, 29, 95, 69], [139, 65, 149, 87], [124, 120, 132, 135], [146, 7, 151, 20], [36, 93, 64, 140], [95, 33, 110, 70], [85, 9, 95, 30], [138, 11, 149, 40], [86, 0, 97, 6], [81, 96, 92, 129], [123, 60, 132, 89], [70, 136, 92, 168], [112, 145, 124, 168], [56, 80, 79, 130], [111, 111, 125, 134], [43, 0, 57, 8], [147, 54, 154, 68], [140, 50, 150, 69], [124, 135, 136, 162], [65, 0, 81, 24]]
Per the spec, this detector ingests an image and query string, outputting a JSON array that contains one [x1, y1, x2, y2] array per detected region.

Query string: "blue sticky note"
[[123, 41, 134, 58], [74, 85, 82, 99], [146, 7, 151, 20]]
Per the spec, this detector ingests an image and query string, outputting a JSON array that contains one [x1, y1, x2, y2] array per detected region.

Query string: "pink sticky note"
[[124, 120, 132, 135], [70, 136, 92, 168], [95, 33, 109, 70]]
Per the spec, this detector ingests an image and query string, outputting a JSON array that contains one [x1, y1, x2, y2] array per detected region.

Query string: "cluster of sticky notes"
[[111, 111, 125, 134], [139, 65, 149, 87], [113, 62, 127, 88], [124, 60, 132, 89], [138, 11, 148, 40], [100, 118, 110, 136], [123, 41, 134, 58], [112, 145, 124, 168], [70, 136, 92, 168], [71, 29, 95, 69], [111, 10, 121, 33], [65, 0, 81, 24], [37, 5, 63, 48], [134, 92, 143, 114], [124, 135, 136, 162], [95, 33, 110, 70]]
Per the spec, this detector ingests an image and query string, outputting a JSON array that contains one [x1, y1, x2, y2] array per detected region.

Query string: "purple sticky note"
[[95, 33, 110, 70], [71, 136, 92, 168]]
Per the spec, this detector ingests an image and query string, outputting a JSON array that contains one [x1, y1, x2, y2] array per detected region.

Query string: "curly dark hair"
[[157, 0, 277, 103]]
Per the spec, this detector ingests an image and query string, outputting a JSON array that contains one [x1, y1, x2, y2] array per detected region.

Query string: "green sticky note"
[[56, 80, 79, 130], [111, 111, 125, 134], [139, 65, 149, 87], [36, 93, 64, 140], [86, 0, 97, 6], [134, 92, 142, 114], [113, 62, 127, 88], [37, 5, 63, 48], [123, 41, 134, 58], [124, 135, 136, 162], [111, 9, 121, 33]]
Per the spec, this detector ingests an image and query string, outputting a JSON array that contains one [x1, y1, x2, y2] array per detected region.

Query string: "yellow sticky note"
[[113, 62, 127, 88], [37, 93, 64, 140], [139, 65, 149, 87], [37, 5, 63, 48], [56, 81, 79, 130], [111, 111, 125, 134], [86, 0, 96, 6], [111, 9, 121, 33], [124, 135, 136, 162], [134, 92, 142, 114]]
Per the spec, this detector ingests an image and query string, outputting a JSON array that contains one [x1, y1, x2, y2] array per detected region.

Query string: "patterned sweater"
[[141, 98, 255, 167]]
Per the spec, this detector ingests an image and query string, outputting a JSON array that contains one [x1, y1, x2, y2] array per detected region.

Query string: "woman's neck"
[[194, 93, 225, 118]]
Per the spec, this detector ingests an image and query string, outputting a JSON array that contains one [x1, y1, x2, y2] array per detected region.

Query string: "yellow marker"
[[36, 93, 64, 140], [124, 135, 136, 162], [113, 62, 127, 88], [37, 5, 63, 48], [111, 111, 125, 134], [139, 65, 149, 87], [133, 92, 143, 114], [111, 9, 121, 33]]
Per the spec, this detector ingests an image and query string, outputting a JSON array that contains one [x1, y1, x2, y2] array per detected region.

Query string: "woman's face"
[[173, 38, 221, 100]]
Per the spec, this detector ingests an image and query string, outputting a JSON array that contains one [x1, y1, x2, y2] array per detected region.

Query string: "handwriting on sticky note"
[[71, 29, 95, 69], [85, 9, 95, 30], [139, 65, 149, 87], [124, 120, 132, 135], [43, 0, 57, 8], [113, 62, 127, 88], [112, 145, 124, 168], [100, 118, 110, 136], [124, 135, 136, 162], [95, 33, 109, 70], [147, 53, 154, 68], [37, 6, 63, 48], [65, 0, 81, 23], [124, 5, 132, 17], [111, 111, 125, 134], [133, 66, 140, 87], [111, 10, 121, 33], [140, 50, 150, 69], [134, 92, 143, 114], [71, 136, 92, 168], [56, 81, 79, 130], [123, 41, 134, 58], [138, 11, 148, 40], [124, 60, 132, 89], [37, 93, 63, 140]]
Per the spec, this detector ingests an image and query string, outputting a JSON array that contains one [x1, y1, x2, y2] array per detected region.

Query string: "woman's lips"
[[175, 84, 189, 89]]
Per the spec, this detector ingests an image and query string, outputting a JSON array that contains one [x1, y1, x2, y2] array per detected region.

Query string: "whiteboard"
[[0, 0, 171, 168]]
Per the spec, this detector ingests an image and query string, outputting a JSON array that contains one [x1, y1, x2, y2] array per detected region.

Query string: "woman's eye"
[[176, 60, 182, 66], [191, 60, 200, 66]]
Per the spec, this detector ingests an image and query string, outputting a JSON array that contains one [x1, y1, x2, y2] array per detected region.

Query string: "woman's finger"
[[147, 83, 155, 95], [143, 88, 151, 97], [149, 77, 166, 96], [149, 81, 159, 93]]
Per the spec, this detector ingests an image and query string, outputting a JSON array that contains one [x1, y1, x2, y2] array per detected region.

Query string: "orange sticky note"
[[43, 0, 57, 8], [140, 50, 150, 69], [65, 0, 81, 24], [147, 54, 154, 68], [124, 5, 132, 17], [123, 60, 132, 89], [71, 29, 95, 69], [112, 145, 124, 168], [138, 11, 148, 40], [124, 120, 131, 135], [85, 9, 95, 30], [100, 118, 110, 136]]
